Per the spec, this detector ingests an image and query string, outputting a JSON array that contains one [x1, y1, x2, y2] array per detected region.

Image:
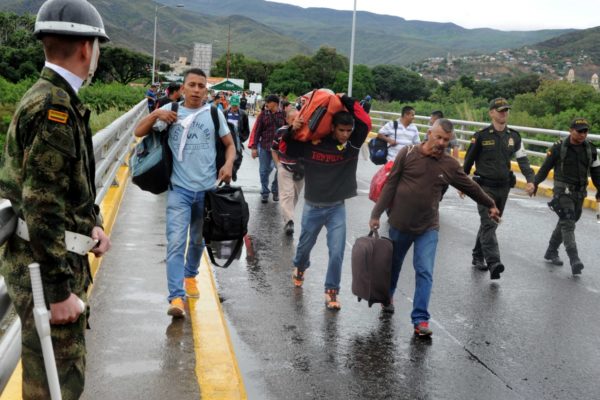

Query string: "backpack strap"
[[211, 105, 220, 137]]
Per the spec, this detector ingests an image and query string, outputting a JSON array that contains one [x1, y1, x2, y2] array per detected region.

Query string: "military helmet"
[[34, 0, 110, 42]]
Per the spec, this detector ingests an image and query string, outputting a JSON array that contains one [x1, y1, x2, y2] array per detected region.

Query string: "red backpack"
[[295, 89, 346, 142]]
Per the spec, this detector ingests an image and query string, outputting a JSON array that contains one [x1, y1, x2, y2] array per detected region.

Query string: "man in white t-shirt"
[[377, 105, 421, 162], [134, 68, 235, 318]]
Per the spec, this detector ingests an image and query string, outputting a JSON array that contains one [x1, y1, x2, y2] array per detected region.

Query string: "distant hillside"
[[535, 26, 600, 64], [158, 0, 573, 65], [3, 0, 311, 63], [4, 0, 573, 66]]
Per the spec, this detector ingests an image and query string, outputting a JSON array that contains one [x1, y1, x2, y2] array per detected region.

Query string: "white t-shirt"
[[153, 103, 230, 192], [378, 120, 421, 161]]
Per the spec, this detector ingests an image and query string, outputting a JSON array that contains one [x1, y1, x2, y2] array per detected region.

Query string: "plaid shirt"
[[252, 109, 286, 150]]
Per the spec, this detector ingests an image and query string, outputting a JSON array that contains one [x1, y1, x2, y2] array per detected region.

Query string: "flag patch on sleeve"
[[48, 110, 68, 124]]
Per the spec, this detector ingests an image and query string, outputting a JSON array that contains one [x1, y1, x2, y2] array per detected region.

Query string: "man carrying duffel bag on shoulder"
[[369, 119, 500, 336], [281, 94, 371, 310]]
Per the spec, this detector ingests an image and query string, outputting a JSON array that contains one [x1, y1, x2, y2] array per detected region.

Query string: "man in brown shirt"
[[369, 119, 500, 337]]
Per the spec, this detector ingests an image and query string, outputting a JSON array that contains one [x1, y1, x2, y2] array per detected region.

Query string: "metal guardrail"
[[0, 99, 148, 394], [370, 110, 600, 159]]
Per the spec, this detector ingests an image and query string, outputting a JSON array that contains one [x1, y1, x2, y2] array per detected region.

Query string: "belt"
[[554, 181, 586, 192], [16, 218, 97, 256]]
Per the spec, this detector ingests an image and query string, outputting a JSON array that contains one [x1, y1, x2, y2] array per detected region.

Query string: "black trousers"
[[472, 185, 510, 265]]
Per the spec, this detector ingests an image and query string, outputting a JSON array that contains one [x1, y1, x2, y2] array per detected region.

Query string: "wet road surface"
[[216, 146, 600, 400], [82, 185, 200, 400]]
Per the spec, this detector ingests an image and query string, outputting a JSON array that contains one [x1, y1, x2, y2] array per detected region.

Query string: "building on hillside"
[[192, 43, 213, 76], [591, 74, 599, 91], [567, 68, 575, 83], [170, 57, 189, 75]]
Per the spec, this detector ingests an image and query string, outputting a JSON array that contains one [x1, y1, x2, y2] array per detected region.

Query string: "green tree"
[[0, 12, 44, 82], [308, 46, 348, 89], [372, 65, 430, 102], [266, 63, 311, 96], [332, 65, 375, 100], [96, 47, 152, 85]]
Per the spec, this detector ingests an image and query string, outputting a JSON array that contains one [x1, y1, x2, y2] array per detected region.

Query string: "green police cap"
[[489, 97, 511, 111], [570, 118, 589, 131]]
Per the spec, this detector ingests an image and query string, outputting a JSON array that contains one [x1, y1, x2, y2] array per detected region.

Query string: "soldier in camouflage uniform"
[[0, 0, 111, 398], [463, 98, 536, 280], [534, 118, 600, 275]]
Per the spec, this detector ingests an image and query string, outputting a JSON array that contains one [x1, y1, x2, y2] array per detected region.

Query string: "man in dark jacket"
[[463, 97, 535, 280], [250, 94, 285, 203], [282, 95, 371, 310], [534, 118, 600, 275]]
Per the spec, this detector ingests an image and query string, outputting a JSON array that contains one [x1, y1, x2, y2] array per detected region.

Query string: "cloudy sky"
[[269, 0, 600, 31]]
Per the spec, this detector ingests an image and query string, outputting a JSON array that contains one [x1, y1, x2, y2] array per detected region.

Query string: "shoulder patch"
[[48, 109, 69, 124], [50, 87, 70, 108], [40, 118, 77, 158]]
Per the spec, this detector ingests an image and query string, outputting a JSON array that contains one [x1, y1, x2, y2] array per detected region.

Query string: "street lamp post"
[[152, 4, 183, 85], [347, 0, 357, 97]]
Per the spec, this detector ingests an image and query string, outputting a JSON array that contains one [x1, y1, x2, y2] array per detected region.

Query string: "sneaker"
[[381, 302, 395, 314], [489, 262, 505, 280], [284, 221, 294, 236], [261, 195, 268, 204], [272, 193, 279, 202], [292, 268, 305, 287], [414, 321, 433, 336], [167, 298, 185, 318], [325, 289, 341, 310], [472, 257, 488, 271], [184, 277, 200, 298]]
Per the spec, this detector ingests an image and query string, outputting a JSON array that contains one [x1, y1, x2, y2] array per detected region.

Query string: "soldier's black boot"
[[472, 257, 487, 271], [489, 262, 504, 280], [543, 249, 564, 266], [566, 249, 584, 275]]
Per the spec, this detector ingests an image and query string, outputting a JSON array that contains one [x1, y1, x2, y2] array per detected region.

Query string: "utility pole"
[[347, 0, 357, 96], [226, 22, 231, 80]]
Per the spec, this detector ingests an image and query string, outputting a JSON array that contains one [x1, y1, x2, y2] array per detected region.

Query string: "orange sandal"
[[292, 268, 305, 287], [325, 289, 341, 310]]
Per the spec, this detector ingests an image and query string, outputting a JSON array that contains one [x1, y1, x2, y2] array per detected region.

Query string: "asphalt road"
[[215, 143, 600, 400]]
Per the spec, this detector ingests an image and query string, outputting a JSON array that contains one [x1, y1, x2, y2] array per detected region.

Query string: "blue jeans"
[[293, 202, 346, 291], [389, 227, 439, 325], [258, 146, 278, 196], [166, 185, 206, 301]]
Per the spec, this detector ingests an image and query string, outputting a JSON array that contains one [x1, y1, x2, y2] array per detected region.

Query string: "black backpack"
[[211, 106, 243, 181], [368, 120, 397, 165], [203, 183, 250, 268]]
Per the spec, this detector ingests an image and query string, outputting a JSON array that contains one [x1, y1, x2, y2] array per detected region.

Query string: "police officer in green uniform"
[[0, 0, 111, 398], [534, 118, 600, 275], [463, 98, 535, 280]]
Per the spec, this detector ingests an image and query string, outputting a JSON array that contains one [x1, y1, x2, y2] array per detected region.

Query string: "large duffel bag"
[[294, 89, 346, 142], [203, 183, 250, 268], [130, 102, 179, 194], [351, 230, 393, 307]]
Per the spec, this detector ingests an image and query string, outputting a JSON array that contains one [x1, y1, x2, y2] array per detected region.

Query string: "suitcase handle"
[[367, 230, 380, 239]]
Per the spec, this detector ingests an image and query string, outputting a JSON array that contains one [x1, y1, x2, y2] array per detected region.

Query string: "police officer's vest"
[[559, 139, 593, 178]]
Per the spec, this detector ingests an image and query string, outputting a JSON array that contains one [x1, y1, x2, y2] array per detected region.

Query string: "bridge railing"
[[370, 110, 600, 159], [0, 99, 148, 394]]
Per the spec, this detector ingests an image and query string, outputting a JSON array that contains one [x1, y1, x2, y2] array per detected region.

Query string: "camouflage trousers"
[[8, 282, 88, 400]]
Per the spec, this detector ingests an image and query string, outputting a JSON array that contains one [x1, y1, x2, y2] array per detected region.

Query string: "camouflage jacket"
[[0, 68, 101, 303]]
